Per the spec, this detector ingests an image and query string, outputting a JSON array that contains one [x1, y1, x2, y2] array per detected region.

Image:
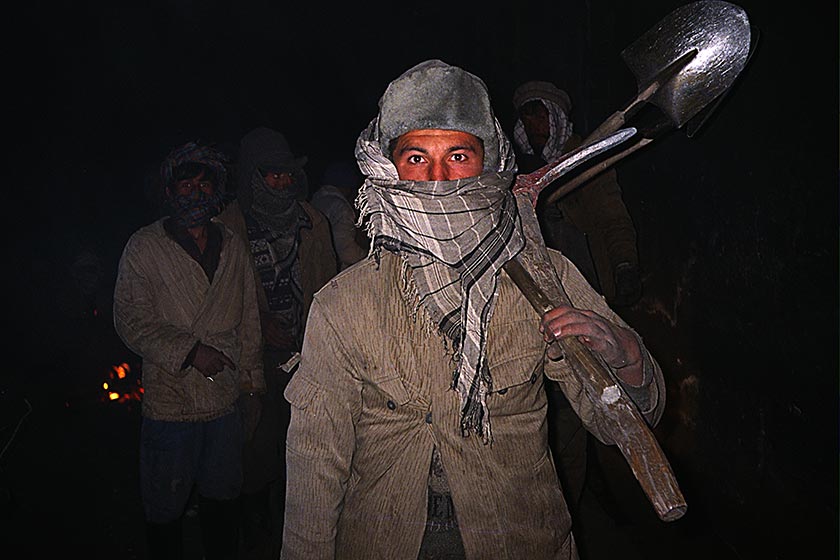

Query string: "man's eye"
[[451, 153, 467, 162], [407, 155, 424, 164]]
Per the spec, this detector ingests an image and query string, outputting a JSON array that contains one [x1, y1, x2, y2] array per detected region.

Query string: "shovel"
[[504, 0, 754, 522], [542, 0, 755, 205]]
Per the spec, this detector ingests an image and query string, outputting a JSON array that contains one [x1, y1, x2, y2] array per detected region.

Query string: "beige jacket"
[[281, 250, 664, 559], [113, 218, 265, 422]]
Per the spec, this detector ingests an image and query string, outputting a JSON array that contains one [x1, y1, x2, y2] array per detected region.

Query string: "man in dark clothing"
[[512, 80, 642, 307], [218, 127, 337, 557]]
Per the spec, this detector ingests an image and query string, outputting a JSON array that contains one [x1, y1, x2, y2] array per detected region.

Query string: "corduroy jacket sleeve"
[[281, 295, 363, 559]]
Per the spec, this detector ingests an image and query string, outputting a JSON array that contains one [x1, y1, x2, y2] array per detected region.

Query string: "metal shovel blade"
[[621, 0, 751, 128]]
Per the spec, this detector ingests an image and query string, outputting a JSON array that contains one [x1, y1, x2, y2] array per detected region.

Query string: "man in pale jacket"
[[281, 60, 665, 560], [114, 141, 264, 560]]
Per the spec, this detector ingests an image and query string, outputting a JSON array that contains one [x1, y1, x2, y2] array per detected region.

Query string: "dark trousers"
[[240, 349, 295, 556], [145, 496, 238, 560], [418, 490, 466, 560]]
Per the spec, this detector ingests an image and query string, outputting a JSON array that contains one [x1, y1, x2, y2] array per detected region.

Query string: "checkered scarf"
[[513, 99, 573, 163], [355, 118, 524, 444], [159, 141, 229, 228], [167, 190, 225, 229]]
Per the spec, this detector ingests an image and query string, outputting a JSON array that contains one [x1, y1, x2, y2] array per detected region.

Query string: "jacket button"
[[425, 411, 433, 424], [498, 388, 508, 395], [387, 400, 396, 410]]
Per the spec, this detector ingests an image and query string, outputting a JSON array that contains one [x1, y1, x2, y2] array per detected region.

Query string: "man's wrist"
[[181, 341, 200, 370]]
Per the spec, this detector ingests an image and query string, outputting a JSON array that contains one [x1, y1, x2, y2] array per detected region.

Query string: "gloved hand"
[[239, 392, 263, 442], [612, 262, 642, 307]]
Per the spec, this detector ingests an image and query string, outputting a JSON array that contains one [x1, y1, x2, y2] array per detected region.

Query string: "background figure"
[[114, 142, 265, 560], [310, 159, 368, 271], [217, 126, 337, 557], [511, 80, 642, 307], [511, 80, 644, 526]]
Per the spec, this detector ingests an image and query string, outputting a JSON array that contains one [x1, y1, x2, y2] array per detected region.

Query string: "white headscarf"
[[512, 98, 573, 163]]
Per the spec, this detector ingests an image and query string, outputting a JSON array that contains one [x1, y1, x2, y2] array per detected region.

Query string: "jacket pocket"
[[490, 356, 542, 394], [366, 334, 418, 406], [487, 319, 545, 393], [284, 375, 320, 410]]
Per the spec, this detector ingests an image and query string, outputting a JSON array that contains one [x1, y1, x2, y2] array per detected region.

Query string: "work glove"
[[612, 262, 642, 307]]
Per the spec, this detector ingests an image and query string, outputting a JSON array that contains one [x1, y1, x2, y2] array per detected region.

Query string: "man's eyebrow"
[[447, 144, 479, 153], [395, 144, 429, 156], [395, 142, 480, 156]]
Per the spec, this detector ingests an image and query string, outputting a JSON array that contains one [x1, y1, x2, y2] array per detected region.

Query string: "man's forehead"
[[396, 129, 483, 147], [519, 100, 548, 116]]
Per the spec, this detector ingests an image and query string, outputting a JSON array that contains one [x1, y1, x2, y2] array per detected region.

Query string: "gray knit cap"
[[377, 59, 501, 171]]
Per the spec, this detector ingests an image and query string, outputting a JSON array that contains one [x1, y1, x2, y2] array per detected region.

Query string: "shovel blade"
[[621, 0, 751, 128]]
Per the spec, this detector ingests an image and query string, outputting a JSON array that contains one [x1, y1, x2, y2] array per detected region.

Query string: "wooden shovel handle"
[[505, 193, 687, 522]]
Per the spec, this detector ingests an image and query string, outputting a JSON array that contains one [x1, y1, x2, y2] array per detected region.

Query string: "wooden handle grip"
[[506, 192, 687, 521]]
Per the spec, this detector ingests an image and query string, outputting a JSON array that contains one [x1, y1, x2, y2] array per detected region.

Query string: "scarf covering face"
[[236, 126, 309, 214], [355, 117, 524, 444], [236, 127, 312, 331], [168, 189, 225, 229], [236, 126, 311, 251], [160, 141, 229, 227], [244, 170, 311, 342], [513, 99, 573, 163], [246, 168, 309, 234]]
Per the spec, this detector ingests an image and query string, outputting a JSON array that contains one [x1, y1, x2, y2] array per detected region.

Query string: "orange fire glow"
[[101, 362, 143, 404]]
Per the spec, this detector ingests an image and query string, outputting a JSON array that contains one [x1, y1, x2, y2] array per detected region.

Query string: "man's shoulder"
[[299, 201, 337, 255], [215, 200, 246, 234], [313, 253, 395, 304], [126, 219, 166, 246], [119, 220, 170, 266], [310, 188, 352, 217], [311, 184, 344, 203], [300, 200, 331, 226]]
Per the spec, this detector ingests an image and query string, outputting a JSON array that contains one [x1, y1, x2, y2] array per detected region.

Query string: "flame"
[[113, 363, 129, 379], [100, 362, 142, 405]]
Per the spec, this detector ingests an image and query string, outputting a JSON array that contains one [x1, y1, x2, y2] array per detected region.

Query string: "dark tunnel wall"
[[577, 3, 838, 557], [7, 1, 838, 557]]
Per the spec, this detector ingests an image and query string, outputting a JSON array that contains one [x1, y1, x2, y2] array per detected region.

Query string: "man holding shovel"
[[280, 59, 664, 559], [511, 80, 642, 308]]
